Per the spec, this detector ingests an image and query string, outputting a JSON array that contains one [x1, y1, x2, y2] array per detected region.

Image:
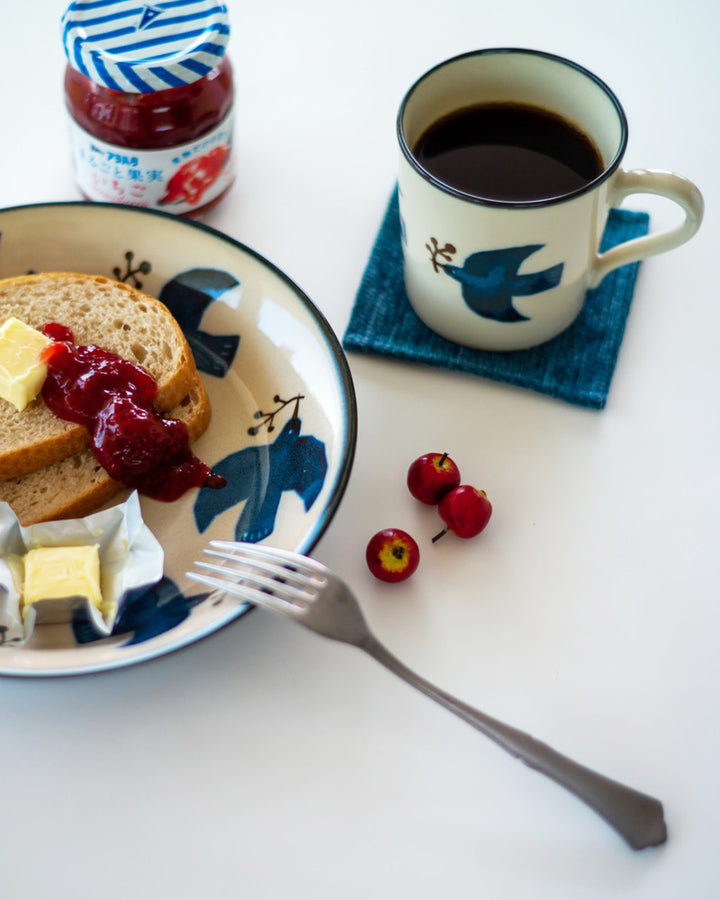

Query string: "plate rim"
[[0, 201, 358, 677]]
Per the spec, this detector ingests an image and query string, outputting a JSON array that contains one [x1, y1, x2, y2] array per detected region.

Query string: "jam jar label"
[[66, 112, 234, 214]]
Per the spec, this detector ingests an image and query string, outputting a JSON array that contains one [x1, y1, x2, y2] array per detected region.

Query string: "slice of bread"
[[0, 371, 211, 526], [0, 272, 197, 480]]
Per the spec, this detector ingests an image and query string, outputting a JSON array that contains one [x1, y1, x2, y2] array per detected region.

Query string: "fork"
[[187, 540, 667, 850]]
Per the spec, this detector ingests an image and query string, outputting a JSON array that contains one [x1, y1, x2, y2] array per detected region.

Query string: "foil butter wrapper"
[[0, 492, 164, 645]]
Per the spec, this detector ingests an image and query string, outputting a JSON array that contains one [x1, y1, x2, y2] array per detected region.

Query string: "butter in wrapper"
[[23, 544, 103, 628], [0, 491, 164, 645]]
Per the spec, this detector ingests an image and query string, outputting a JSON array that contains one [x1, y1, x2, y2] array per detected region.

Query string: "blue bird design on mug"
[[428, 240, 563, 323]]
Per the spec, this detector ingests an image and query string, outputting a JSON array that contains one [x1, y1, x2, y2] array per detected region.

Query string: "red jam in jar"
[[61, 1, 234, 216]]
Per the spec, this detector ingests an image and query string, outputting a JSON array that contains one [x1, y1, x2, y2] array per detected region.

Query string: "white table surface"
[[1, 1, 718, 897]]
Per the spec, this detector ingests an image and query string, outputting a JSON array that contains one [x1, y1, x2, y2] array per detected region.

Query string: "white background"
[[1, 1, 719, 897]]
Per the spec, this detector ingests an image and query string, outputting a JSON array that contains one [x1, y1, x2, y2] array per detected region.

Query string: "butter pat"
[[0, 317, 52, 411], [23, 544, 102, 608]]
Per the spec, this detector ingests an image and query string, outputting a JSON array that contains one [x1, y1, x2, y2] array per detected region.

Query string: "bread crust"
[[0, 272, 197, 480]]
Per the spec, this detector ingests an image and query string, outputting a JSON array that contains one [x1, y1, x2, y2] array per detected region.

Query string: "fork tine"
[[201, 549, 316, 591], [208, 540, 329, 578], [186, 570, 306, 616], [193, 559, 314, 605], [187, 542, 335, 622]]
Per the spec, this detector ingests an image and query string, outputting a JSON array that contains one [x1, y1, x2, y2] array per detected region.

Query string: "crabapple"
[[407, 452, 461, 504], [366, 528, 420, 583], [433, 485, 492, 541]]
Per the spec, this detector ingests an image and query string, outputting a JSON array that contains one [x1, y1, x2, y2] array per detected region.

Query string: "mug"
[[396, 49, 704, 352]]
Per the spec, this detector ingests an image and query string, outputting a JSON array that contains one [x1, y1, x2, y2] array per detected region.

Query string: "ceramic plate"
[[0, 202, 357, 677]]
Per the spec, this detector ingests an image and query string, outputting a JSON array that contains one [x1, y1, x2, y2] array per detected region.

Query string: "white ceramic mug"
[[397, 49, 704, 352]]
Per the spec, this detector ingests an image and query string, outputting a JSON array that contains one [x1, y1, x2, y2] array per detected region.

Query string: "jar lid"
[[61, 1, 230, 93]]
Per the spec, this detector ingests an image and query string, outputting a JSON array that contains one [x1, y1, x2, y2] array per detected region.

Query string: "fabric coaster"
[[342, 188, 649, 409]]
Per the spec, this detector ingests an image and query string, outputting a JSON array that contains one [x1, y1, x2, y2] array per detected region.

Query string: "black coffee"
[[412, 102, 604, 202]]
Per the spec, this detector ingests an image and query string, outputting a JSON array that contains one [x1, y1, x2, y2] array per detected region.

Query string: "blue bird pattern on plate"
[[159, 267, 241, 377], [72, 264, 327, 646], [194, 394, 328, 543], [72, 576, 209, 646]]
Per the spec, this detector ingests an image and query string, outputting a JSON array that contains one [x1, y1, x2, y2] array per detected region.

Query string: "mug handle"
[[589, 169, 704, 288]]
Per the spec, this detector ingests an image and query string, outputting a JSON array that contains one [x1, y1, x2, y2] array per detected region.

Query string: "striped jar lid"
[[61, 1, 230, 93]]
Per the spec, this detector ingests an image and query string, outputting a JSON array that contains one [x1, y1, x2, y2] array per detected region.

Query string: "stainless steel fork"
[[187, 540, 667, 850]]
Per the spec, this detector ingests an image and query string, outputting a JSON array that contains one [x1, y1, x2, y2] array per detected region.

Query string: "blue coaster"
[[343, 188, 649, 409]]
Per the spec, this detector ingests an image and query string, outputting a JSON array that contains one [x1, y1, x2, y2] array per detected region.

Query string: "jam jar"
[[61, 0, 234, 216]]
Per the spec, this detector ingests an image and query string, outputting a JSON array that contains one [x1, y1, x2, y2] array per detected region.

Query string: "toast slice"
[[0, 272, 197, 480], [0, 371, 211, 526]]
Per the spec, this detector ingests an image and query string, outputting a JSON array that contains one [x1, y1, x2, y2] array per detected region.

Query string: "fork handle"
[[359, 635, 667, 850]]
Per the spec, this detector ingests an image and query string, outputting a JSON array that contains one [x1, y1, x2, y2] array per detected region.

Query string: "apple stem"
[[431, 527, 448, 543], [439, 452, 448, 467]]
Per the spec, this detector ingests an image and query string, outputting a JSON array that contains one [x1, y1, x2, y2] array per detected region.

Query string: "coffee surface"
[[412, 102, 604, 202]]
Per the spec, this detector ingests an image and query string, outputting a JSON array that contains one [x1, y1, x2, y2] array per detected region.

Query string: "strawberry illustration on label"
[[160, 145, 230, 207]]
